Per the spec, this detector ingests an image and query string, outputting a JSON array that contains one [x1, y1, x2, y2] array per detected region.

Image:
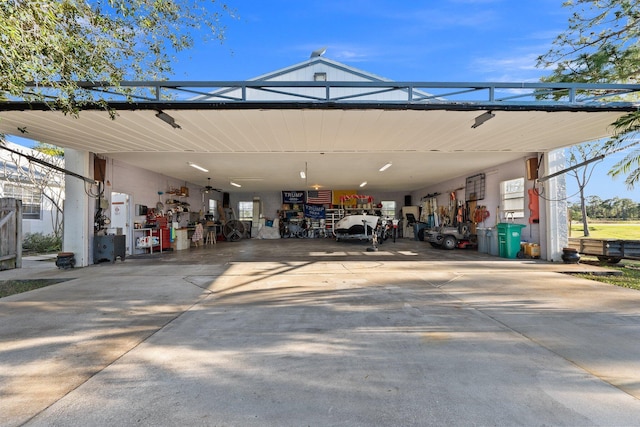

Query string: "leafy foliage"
[[538, 0, 640, 187], [0, 0, 235, 114], [1, 141, 66, 237], [606, 112, 640, 187], [34, 142, 64, 157], [22, 232, 62, 254], [569, 196, 640, 222], [537, 0, 640, 85]]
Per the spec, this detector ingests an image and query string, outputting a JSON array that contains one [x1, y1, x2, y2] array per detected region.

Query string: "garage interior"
[[1, 65, 639, 266]]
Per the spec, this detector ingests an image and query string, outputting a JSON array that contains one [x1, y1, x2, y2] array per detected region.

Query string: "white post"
[[543, 149, 568, 262], [62, 148, 92, 267]]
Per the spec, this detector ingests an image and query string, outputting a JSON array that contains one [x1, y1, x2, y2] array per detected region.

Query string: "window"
[[3, 183, 42, 219], [380, 201, 396, 218], [238, 201, 253, 221], [208, 199, 217, 217], [500, 177, 525, 219]]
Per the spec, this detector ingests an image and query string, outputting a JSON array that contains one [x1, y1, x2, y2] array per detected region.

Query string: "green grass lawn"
[[573, 260, 640, 291], [0, 279, 69, 298], [570, 221, 640, 239], [569, 221, 640, 290]]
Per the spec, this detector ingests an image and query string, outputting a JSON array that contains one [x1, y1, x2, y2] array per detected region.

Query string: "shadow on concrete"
[[2, 238, 639, 426]]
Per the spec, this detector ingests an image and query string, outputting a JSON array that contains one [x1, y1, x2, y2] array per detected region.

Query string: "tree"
[[616, 197, 638, 218], [537, 0, 640, 186], [586, 195, 604, 219], [566, 141, 607, 236], [0, 141, 65, 237], [578, 195, 640, 219], [568, 201, 582, 222], [34, 143, 64, 157], [0, 0, 235, 114], [608, 113, 640, 188]]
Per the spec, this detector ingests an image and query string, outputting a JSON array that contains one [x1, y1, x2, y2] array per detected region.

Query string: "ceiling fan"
[[201, 177, 222, 194]]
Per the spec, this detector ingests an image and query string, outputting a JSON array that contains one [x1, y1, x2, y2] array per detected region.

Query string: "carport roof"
[[1, 76, 639, 193]]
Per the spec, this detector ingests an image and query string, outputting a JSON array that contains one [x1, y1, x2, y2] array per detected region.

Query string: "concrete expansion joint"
[[411, 272, 464, 288], [341, 262, 385, 273], [183, 275, 218, 293], [501, 311, 636, 399], [436, 274, 465, 288]]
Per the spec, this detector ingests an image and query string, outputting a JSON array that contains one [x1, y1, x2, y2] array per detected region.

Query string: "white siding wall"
[[204, 61, 414, 102], [21, 197, 58, 237], [107, 158, 217, 227], [410, 156, 546, 257]]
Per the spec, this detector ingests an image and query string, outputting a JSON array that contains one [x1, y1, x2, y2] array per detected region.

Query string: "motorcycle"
[[379, 217, 398, 243]]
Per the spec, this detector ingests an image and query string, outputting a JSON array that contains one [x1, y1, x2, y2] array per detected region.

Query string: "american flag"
[[307, 190, 332, 205]]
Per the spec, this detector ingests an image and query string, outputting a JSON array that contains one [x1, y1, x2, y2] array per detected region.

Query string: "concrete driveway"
[[1, 239, 640, 426]]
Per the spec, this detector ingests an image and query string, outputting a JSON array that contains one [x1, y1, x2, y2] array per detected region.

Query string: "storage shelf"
[[133, 228, 165, 254]]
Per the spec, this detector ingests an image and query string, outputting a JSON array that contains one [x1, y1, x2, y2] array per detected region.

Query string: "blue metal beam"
[[2, 80, 639, 110]]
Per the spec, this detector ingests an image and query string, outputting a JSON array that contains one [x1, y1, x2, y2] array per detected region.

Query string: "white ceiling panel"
[[0, 108, 626, 192]]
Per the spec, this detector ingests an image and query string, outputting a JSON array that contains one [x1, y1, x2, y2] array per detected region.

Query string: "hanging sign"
[[339, 194, 373, 203], [282, 191, 306, 204], [333, 190, 356, 205], [304, 204, 325, 219], [307, 190, 332, 205]]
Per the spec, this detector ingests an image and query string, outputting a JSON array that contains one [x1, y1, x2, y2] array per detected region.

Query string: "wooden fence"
[[0, 198, 22, 270]]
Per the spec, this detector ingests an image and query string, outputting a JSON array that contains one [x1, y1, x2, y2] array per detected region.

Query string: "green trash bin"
[[497, 223, 526, 258]]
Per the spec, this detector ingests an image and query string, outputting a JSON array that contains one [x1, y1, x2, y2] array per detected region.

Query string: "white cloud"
[[471, 52, 548, 81]]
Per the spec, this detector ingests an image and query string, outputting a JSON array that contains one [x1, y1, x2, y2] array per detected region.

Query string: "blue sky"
[[166, 0, 637, 203], [9, 0, 639, 202], [175, 0, 564, 83]]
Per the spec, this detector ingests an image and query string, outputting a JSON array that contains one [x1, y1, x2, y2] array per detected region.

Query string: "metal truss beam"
[[2, 80, 640, 111]]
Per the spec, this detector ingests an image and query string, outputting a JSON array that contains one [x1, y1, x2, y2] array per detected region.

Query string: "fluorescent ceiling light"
[[359, 181, 367, 188], [230, 181, 242, 188], [188, 162, 208, 173], [229, 177, 264, 181], [379, 162, 392, 172]]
